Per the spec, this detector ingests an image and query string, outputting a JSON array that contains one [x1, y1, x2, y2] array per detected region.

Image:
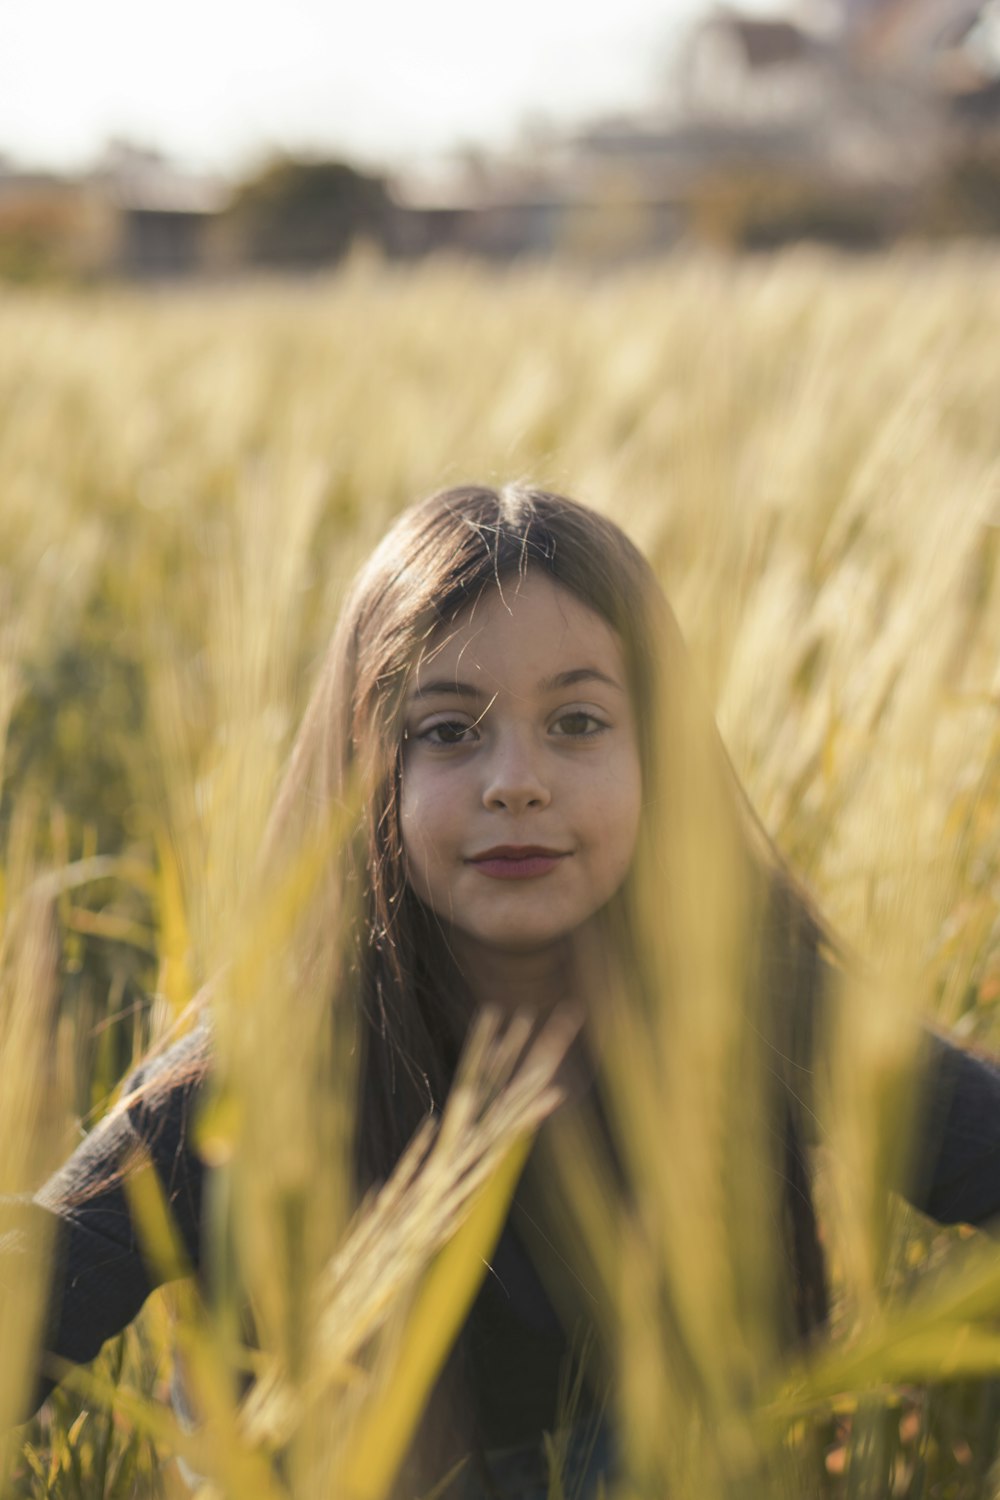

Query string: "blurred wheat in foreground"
[[0, 247, 999, 1498]]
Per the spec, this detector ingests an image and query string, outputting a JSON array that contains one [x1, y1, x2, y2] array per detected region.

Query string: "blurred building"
[[829, 0, 992, 68], [90, 143, 228, 277], [0, 143, 227, 281], [394, 0, 1000, 258], [392, 147, 687, 262], [819, 0, 1000, 126], [2, 1, 999, 278]]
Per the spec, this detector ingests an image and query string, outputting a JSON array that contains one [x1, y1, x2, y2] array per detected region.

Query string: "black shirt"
[[5, 1023, 1000, 1441]]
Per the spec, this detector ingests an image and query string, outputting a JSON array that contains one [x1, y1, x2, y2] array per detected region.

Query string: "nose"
[[481, 731, 552, 813]]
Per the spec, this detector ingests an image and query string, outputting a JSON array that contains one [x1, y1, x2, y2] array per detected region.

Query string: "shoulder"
[[121, 1024, 213, 1108], [119, 1026, 213, 1185], [910, 1029, 1000, 1226], [35, 1026, 212, 1218]]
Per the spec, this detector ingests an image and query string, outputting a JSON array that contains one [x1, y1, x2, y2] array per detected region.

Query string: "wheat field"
[[1, 247, 999, 1498]]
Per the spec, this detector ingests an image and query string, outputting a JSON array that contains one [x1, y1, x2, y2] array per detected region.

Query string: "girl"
[[4, 483, 1000, 1498]]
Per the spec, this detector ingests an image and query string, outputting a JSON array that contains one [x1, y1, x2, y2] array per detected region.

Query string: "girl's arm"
[[907, 1032, 1000, 1228], [0, 1029, 208, 1419], [799, 957, 1000, 1229]]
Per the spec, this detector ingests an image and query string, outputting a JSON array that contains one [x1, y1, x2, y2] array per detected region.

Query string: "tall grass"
[[0, 246, 998, 1497]]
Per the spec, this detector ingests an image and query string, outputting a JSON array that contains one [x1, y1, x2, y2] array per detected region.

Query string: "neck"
[[449, 935, 579, 1017]]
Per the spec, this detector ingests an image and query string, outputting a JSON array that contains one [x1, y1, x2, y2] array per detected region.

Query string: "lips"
[[467, 845, 571, 880]]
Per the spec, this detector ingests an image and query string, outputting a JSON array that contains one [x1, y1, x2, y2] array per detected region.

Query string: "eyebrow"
[[409, 666, 624, 700]]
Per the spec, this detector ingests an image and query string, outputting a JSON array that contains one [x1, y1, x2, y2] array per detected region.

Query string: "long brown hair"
[[264, 481, 830, 1337]]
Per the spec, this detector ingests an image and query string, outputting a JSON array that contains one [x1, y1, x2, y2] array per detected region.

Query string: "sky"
[[0, 0, 780, 178]]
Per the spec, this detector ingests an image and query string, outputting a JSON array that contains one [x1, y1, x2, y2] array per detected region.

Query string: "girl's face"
[[399, 570, 642, 967]]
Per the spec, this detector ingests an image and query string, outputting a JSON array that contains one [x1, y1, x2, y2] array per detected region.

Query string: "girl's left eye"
[[551, 711, 606, 737]]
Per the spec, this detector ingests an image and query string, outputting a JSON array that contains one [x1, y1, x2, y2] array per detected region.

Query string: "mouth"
[[467, 846, 571, 880]]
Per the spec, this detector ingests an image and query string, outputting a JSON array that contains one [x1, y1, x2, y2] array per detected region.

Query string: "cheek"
[[398, 772, 456, 897]]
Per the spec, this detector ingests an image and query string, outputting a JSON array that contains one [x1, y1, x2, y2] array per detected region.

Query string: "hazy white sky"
[[0, 0, 748, 176]]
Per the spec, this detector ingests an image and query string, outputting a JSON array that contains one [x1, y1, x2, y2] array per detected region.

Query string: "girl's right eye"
[[419, 719, 478, 747]]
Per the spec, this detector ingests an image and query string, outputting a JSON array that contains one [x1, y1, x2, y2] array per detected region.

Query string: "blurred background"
[[2, 0, 1000, 280]]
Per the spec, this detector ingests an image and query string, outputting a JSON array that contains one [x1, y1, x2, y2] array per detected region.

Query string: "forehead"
[[411, 570, 626, 691]]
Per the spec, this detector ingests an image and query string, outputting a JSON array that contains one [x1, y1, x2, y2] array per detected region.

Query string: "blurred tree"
[[222, 155, 396, 269], [920, 139, 1000, 236]]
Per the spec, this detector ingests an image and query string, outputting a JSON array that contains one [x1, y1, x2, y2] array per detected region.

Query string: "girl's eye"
[[419, 719, 478, 747], [552, 710, 606, 737]]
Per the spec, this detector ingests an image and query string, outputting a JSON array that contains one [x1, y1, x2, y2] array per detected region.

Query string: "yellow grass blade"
[[339, 1133, 532, 1500]]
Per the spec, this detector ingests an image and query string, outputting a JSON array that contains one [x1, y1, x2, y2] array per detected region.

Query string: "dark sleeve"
[[799, 956, 1000, 1229], [906, 1031, 1000, 1227], [0, 1028, 208, 1419]]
